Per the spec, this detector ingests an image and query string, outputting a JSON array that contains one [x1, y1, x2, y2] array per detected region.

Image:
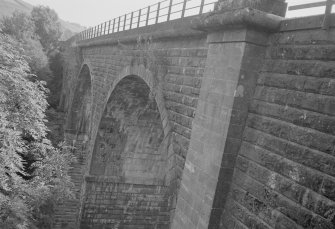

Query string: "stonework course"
[[57, 1, 335, 228]]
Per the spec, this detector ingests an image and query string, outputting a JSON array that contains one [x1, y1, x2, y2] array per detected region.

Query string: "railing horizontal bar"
[[159, 13, 169, 17], [204, 2, 216, 6], [160, 5, 170, 10], [170, 9, 184, 14], [202, 2, 215, 8], [288, 1, 327, 11], [185, 5, 201, 11], [148, 0, 166, 7], [172, 1, 184, 6]]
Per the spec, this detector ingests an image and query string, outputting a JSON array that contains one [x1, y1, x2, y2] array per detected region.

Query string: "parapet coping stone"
[[191, 7, 284, 32], [76, 15, 206, 48]]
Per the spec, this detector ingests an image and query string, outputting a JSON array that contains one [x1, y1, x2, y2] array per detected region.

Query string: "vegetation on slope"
[[0, 5, 76, 229], [0, 0, 86, 40]]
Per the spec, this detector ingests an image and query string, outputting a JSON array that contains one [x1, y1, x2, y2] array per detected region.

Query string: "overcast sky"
[[23, 0, 328, 27], [24, 0, 162, 27]]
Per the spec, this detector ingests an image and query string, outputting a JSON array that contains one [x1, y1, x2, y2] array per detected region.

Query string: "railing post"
[[118, 16, 121, 32], [130, 12, 134, 29], [107, 20, 111, 34], [104, 22, 107, 35], [156, 2, 161, 24], [112, 18, 116, 33], [146, 6, 150, 26], [123, 14, 127, 30], [199, 0, 205, 14], [181, 0, 187, 18], [323, 0, 333, 29], [137, 9, 142, 27], [101, 23, 104, 35], [167, 0, 173, 21]]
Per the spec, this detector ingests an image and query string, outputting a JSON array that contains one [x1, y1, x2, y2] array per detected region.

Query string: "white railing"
[[77, 0, 217, 41], [77, 0, 335, 41]]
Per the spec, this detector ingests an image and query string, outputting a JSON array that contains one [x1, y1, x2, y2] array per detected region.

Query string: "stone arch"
[[109, 64, 171, 136], [80, 65, 173, 228], [65, 63, 93, 136], [85, 64, 172, 180], [90, 75, 169, 182]]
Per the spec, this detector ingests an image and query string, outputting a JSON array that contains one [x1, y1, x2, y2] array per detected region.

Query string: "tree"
[[0, 32, 74, 229], [48, 50, 64, 108], [1, 11, 36, 41], [0, 11, 49, 76], [31, 6, 62, 53]]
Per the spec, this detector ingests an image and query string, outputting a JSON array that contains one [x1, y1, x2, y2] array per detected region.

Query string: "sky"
[[23, 0, 330, 27], [24, 0, 162, 27]]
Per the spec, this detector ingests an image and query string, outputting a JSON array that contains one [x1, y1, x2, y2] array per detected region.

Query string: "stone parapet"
[[191, 7, 283, 32]]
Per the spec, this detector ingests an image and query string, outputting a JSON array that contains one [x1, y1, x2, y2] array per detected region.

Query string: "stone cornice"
[[76, 16, 206, 48], [191, 7, 284, 32]]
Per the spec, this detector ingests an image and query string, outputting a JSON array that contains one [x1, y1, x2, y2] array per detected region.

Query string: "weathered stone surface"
[[59, 7, 335, 229], [220, 15, 335, 229]]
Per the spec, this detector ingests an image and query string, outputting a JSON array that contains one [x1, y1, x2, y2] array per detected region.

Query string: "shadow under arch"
[[65, 63, 93, 137], [54, 63, 93, 229], [80, 66, 173, 228], [108, 64, 171, 136]]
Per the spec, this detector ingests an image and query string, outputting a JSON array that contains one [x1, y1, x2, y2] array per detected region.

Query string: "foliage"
[[0, 11, 50, 76], [0, 7, 64, 108], [47, 50, 64, 108], [31, 6, 62, 53], [1, 11, 36, 41], [30, 6, 64, 107], [0, 33, 74, 229]]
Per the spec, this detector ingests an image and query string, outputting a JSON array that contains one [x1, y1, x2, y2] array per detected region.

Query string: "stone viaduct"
[[56, 0, 335, 228]]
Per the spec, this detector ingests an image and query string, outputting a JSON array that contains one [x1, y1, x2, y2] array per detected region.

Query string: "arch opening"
[[55, 64, 92, 229], [81, 75, 170, 228], [90, 75, 168, 183], [66, 64, 92, 135]]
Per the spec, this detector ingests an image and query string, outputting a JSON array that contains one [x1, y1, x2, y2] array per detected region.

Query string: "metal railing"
[[287, 0, 333, 11], [78, 0, 217, 41], [287, 0, 334, 28], [77, 0, 335, 41]]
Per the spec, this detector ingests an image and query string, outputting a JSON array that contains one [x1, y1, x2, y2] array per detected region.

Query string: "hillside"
[[0, 0, 86, 39]]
